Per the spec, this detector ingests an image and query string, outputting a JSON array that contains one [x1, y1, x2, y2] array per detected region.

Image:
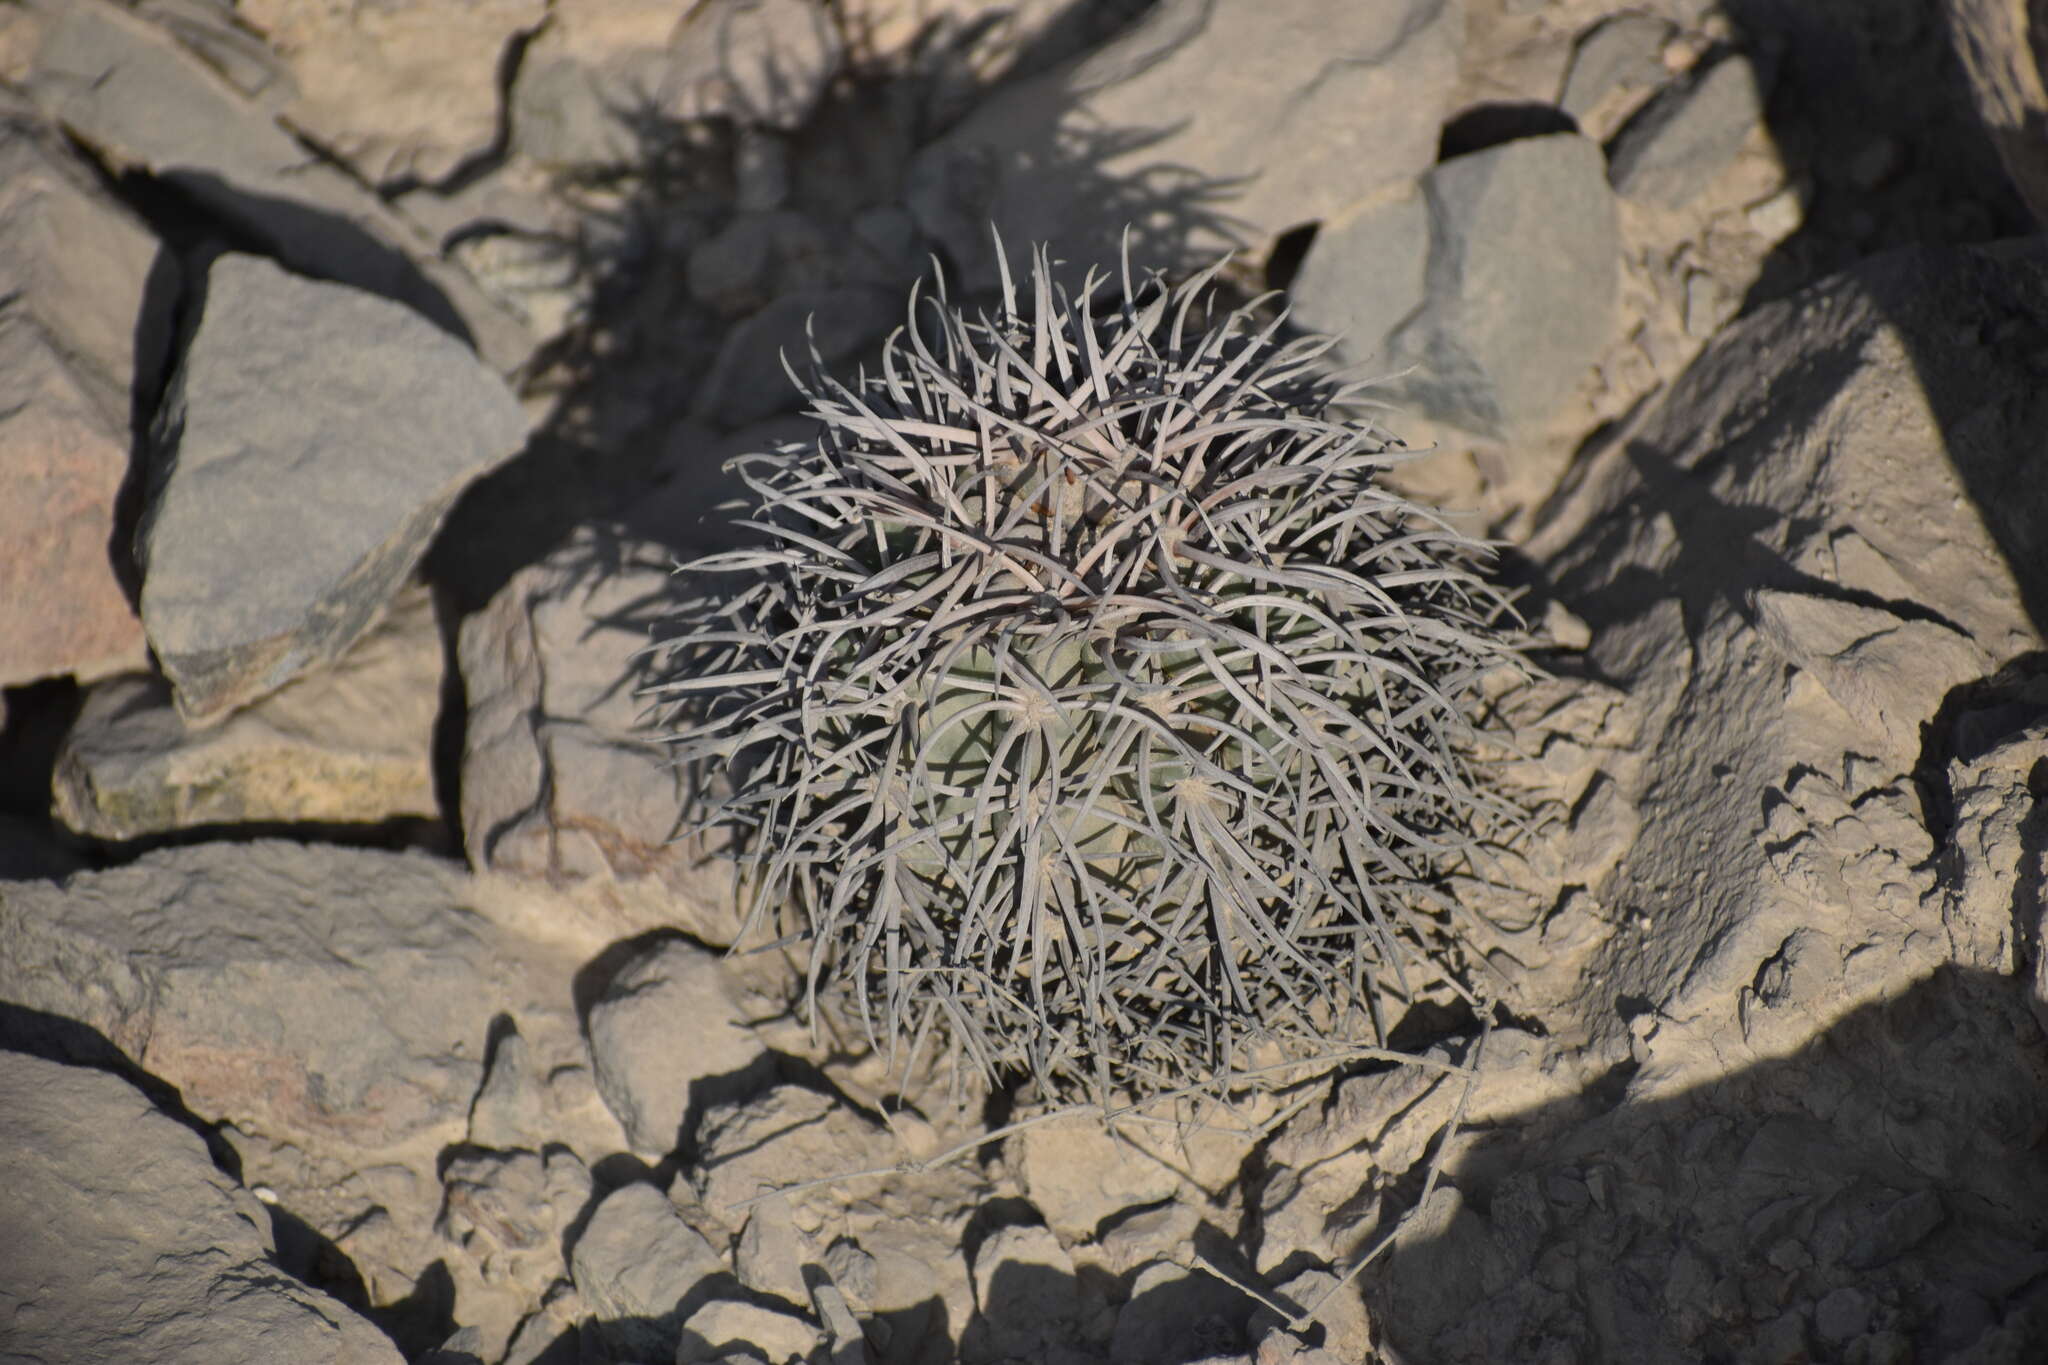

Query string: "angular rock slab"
[[138, 253, 526, 724], [236, 0, 548, 188], [54, 582, 443, 840], [459, 525, 738, 942], [907, 0, 1464, 291], [23, 0, 535, 372], [0, 98, 164, 688], [1290, 132, 1618, 438], [0, 840, 504, 1147], [0, 1049, 404, 1364], [584, 936, 769, 1157], [1525, 240, 2048, 1076]]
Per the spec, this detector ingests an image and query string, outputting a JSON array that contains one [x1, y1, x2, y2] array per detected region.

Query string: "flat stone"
[[458, 525, 739, 940], [23, 0, 534, 370], [678, 1299, 821, 1363], [0, 1049, 405, 1364], [1606, 53, 1769, 207], [138, 253, 526, 723], [569, 1181, 726, 1359], [54, 582, 442, 840], [1009, 1113, 1180, 1241], [0, 100, 163, 688], [235, 0, 547, 188], [1291, 132, 1618, 437], [907, 0, 1464, 291], [0, 840, 506, 1147], [1558, 11, 1676, 118], [1110, 1259, 1258, 1365]]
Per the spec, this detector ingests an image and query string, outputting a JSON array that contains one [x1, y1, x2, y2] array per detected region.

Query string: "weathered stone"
[[23, 0, 534, 370], [1943, 0, 2048, 227], [1558, 11, 1676, 118], [585, 936, 771, 1157], [663, 0, 843, 131], [137, 254, 525, 724], [467, 1025, 549, 1151], [965, 1222, 1080, 1362], [0, 101, 163, 688], [54, 582, 443, 840], [692, 285, 899, 427], [569, 1180, 726, 1357], [692, 1085, 898, 1232], [437, 1146, 594, 1357], [457, 525, 739, 941], [1606, 53, 1769, 207], [1110, 1259, 1258, 1365], [0, 1049, 405, 1364], [678, 1299, 821, 1363], [1291, 132, 1618, 437], [0, 840, 505, 1147], [907, 0, 1464, 291], [1008, 1113, 1180, 1242], [236, 0, 548, 188]]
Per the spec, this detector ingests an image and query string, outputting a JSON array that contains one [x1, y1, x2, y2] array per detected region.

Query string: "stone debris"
[[138, 254, 527, 724]]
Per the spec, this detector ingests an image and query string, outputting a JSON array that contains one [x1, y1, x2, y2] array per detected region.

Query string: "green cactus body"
[[650, 242, 1529, 1106]]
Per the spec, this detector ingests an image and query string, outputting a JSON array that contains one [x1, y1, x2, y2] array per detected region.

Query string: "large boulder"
[[0, 98, 164, 688], [21, 0, 534, 371], [0, 1049, 405, 1364], [907, 0, 1464, 290], [137, 253, 526, 724]]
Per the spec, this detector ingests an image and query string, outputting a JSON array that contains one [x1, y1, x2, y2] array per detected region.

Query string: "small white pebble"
[[251, 1185, 278, 1205]]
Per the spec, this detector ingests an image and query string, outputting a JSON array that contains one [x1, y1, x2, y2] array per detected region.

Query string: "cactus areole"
[[648, 239, 1530, 1107]]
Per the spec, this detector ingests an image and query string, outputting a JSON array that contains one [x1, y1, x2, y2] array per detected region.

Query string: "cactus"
[[647, 241, 1531, 1107]]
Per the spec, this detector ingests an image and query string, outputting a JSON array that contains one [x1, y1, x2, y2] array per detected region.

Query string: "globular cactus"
[[647, 241, 1531, 1108]]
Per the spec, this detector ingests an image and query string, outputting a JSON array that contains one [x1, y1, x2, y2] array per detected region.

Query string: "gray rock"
[[677, 1299, 821, 1363], [0, 840, 502, 1147], [1110, 1260, 1258, 1365], [1558, 11, 1676, 118], [585, 936, 771, 1157], [0, 1049, 404, 1364], [458, 525, 739, 940], [1291, 132, 1618, 438], [218, 0, 545, 188], [1008, 1112, 1179, 1242], [570, 1181, 726, 1357], [23, 0, 535, 371], [468, 1024, 549, 1151], [663, 0, 843, 131], [1606, 53, 1769, 207], [735, 1195, 811, 1305], [0, 101, 162, 689], [965, 1222, 1079, 1362], [438, 1146, 594, 1344], [907, 0, 1464, 292], [692, 285, 900, 428], [53, 582, 443, 840], [138, 253, 525, 724]]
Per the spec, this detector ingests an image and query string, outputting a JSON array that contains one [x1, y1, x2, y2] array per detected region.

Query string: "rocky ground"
[[3, 0, 2048, 1362]]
